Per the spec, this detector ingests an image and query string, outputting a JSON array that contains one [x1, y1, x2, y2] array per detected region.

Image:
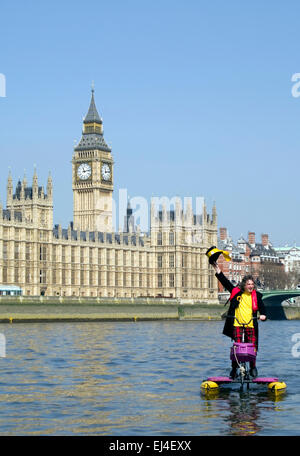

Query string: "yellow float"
[[201, 380, 219, 390], [268, 381, 287, 392]]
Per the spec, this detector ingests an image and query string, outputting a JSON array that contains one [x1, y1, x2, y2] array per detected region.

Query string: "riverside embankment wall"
[[0, 296, 299, 322], [0, 296, 223, 323]]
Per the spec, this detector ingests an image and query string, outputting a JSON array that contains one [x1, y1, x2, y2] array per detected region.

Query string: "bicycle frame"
[[230, 316, 258, 390]]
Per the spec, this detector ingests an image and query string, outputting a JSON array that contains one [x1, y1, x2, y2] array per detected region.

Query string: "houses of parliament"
[[0, 90, 218, 302]]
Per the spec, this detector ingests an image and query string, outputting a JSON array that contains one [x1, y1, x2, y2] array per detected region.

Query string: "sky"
[[1, 0, 300, 246]]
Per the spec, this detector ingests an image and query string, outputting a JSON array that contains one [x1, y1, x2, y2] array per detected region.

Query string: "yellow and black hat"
[[206, 246, 231, 264]]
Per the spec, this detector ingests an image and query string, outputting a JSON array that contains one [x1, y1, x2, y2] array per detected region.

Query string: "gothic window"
[[71, 270, 76, 285], [157, 232, 162, 246], [158, 274, 163, 288], [169, 273, 174, 288], [39, 245, 47, 261], [107, 271, 112, 286], [2, 268, 7, 283], [80, 247, 85, 263], [3, 241, 8, 260], [14, 243, 19, 260], [139, 253, 143, 267], [39, 269, 46, 284], [131, 252, 134, 267], [26, 244, 31, 261], [208, 271, 214, 289], [25, 268, 31, 283]]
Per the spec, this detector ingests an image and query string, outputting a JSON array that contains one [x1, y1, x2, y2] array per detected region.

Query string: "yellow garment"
[[234, 292, 254, 328]]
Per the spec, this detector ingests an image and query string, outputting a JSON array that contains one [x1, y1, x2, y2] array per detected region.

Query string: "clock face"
[[77, 163, 91, 180], [101, 163, 111, 181]]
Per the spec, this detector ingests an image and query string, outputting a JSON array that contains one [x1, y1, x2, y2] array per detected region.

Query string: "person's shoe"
[[229, 368, 237, 379], [250, 367, 258, 378]]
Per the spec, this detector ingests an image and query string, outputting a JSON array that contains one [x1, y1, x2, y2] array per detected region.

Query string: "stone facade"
[[0, 91, 218, 302]]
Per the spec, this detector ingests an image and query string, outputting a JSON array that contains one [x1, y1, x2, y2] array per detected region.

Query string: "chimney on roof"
[[219, 227, 228, 241], [261, 233, 269, 247], [248, 231, 255, 247]]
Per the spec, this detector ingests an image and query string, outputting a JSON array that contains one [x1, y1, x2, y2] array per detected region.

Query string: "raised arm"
[[211, 262, 234, 293]]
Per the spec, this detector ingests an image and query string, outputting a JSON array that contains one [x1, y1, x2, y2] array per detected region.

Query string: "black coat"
[[216, 271, 266, 350]]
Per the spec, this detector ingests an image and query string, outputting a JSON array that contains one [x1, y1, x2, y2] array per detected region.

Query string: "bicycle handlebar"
[[228, 315, 258, 326]]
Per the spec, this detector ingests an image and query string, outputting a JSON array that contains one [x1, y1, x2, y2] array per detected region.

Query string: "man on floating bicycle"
[[212, 262, 267, 379]]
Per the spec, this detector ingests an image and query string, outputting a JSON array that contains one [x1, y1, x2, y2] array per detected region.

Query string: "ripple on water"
[[0, 320, 299, 435]]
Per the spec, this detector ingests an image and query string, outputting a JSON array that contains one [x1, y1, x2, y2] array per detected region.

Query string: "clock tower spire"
[[72, 87, 114, 232]]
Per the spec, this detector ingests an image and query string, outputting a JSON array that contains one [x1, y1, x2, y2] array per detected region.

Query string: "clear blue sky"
[[1, 0, 300, 246]]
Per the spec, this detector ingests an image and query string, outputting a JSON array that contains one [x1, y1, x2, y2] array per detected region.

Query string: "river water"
[[0, 319, 299, 436]]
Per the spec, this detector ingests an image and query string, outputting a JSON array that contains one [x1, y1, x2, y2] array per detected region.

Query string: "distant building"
[[217, 228, 251, 290], [217, 228, 282, 291], [274, 245, 300, 273], [0, 90, 218, 301]]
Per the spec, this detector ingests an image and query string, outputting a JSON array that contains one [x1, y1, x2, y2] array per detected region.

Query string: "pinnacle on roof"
[[74, 86, 111, 153], [83, 86, 102, 124]]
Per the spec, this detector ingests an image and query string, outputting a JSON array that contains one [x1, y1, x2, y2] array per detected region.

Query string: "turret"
[[47, 172, 53, 199], [32, 166, 38, 199], [6, 169, 13, 207], [22, 171, 27, 190], [5, 167, 54, 229], [212, 201, 217, 225]]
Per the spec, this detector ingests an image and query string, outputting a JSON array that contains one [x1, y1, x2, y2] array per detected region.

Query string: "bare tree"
[[253, 261, 290, 290]]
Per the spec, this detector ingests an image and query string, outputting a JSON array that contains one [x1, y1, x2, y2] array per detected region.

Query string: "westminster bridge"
[[261, 289, 300, 319], [218, 289, 300, 320]]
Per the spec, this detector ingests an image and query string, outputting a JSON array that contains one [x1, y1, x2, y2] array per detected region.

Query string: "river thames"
[[0, 319, 299, 436]]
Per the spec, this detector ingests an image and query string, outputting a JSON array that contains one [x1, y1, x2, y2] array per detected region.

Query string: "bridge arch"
[[262, 290, 300, 307]]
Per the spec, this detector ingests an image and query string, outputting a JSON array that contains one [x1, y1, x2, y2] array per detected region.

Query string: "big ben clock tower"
[[72, 87, 114, 232]]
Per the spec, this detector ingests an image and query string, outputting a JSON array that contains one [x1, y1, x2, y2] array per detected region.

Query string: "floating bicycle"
[[201, 316, 286, 394]]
